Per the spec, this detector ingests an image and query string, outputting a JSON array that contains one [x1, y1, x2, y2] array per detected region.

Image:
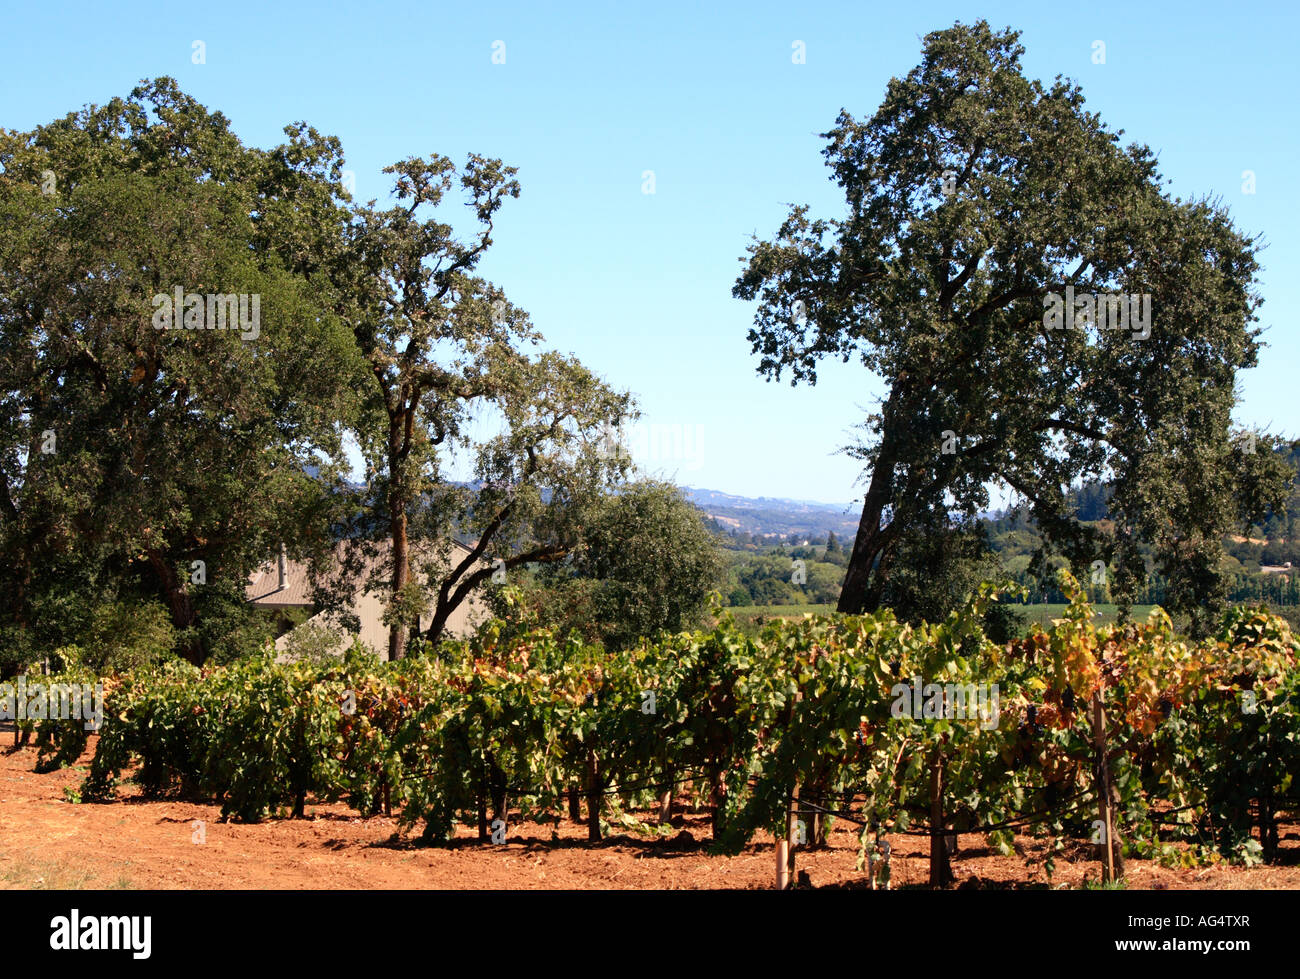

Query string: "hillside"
[[684, 487, 860, 541]]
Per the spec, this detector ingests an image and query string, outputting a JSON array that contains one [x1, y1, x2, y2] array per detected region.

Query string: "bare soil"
[[2, 734, 1297, 890]]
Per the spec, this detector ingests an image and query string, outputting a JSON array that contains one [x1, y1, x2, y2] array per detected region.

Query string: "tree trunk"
[[425, 595, 452, 650], [8, 541, 32, 649], [837, 426, 902, 614], [387, 502, 409, 662], [146, 550, 202, 665], [384, 390, 423, 663], [863, 540, 900, 612], [568, 786, 583, 823]]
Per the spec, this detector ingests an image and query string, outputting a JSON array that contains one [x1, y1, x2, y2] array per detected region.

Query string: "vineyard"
[[16, 573, 1300, 888]]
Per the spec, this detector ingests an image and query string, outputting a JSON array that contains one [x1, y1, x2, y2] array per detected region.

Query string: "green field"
[[720, 602, 1159, 638], [720, 603, 835, 636], [1013, 603, 1158, 631]]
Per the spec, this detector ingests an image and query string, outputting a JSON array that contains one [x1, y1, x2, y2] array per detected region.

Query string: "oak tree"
[[734, 21, 1291, 632]]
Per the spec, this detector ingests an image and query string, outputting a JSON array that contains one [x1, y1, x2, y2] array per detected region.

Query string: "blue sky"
[[3, 1, 1296, 505]]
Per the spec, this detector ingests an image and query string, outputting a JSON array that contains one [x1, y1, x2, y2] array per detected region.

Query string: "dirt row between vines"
[[2, 735, 1297, 889]]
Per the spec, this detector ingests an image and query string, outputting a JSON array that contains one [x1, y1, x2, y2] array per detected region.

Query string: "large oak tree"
[[0, 79, 365, 665], [734, 21, 1292, 633]]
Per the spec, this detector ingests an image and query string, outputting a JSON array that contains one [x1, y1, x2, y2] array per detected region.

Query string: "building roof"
[[245, 557, 315, 607], [245, 538, 479, 609]]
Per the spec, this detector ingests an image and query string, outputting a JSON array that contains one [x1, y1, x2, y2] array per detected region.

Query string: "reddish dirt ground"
[[2, 732, 1297, 890]]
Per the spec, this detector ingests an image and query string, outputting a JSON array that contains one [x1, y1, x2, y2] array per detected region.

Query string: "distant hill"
[[683, 487, 860, 541], [316, 470, 863, 543]]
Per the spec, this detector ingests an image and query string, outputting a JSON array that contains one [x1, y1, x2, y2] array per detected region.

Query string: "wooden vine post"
[[775, 689, 803, 890], [866, 828, 891, 890], [775, 833, 789, 890], [927, 746, 953, 886], [710, 766, 726, 841], [865, 834, 874, 890], [1090, 690, 1117, 883], [787, 782, 800, 881], [776, 783, 799, 890], [657, 782, 673, 825], [585, 748, 602, 842]]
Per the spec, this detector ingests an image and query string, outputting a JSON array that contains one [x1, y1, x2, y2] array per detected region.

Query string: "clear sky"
[[3, 1, 1296, 504]]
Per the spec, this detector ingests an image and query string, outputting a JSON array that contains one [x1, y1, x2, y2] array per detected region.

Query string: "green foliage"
[[722, 548, 844, 606], [280, 621, 360, 663], [1149, 607, 1300, 860], [331, 150, 634, 660], [67, 601, 177, 674], [506, 481, 724, 650], [81, 651, 355, 820], [37, 580, 1294, 882], [733, 19, 1292, 629], [878, 517, 1005, 625], [0, 625, 39, 677], [0, 79, 367, 665], [582, 481, 725, 648], [979, 455, 1300, 618], [30, 662, 103, 773], [722, 603, 835, 638]]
